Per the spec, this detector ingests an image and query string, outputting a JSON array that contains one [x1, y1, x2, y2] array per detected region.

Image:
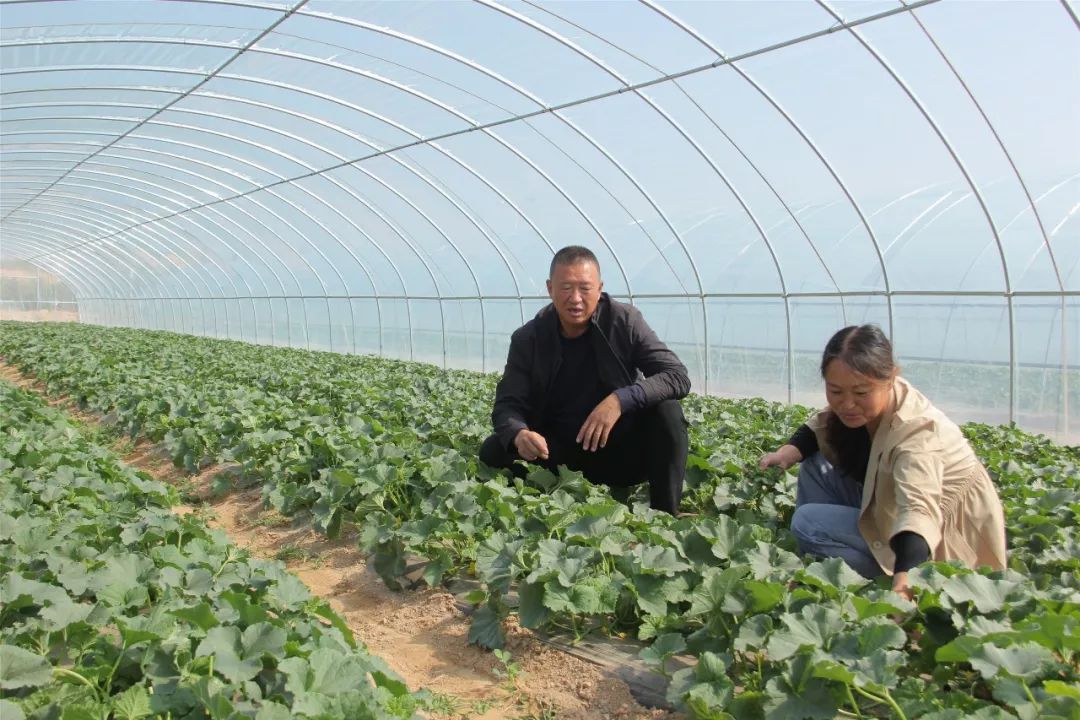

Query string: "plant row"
[[0, 379, 419, 720], [1, 321, 1078, 720]]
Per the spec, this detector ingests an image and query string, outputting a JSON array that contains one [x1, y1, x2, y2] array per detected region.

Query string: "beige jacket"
[[807, 377, 1007, 574]]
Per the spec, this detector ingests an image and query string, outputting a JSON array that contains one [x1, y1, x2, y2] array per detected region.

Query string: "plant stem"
[[103, 635, 130, 696], [844, 685, 864, 718], [1021, 679, 1041, 713], [853, 686, 907, 720], [53, 667, 101, 703], [211, 547, 235, 580], [881, 688, 908, 720], [796, 653, 813, 692], [852, 686, 887, 708]]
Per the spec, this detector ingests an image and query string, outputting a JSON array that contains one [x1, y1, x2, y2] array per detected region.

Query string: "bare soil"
[[1, 362, 678, 720]]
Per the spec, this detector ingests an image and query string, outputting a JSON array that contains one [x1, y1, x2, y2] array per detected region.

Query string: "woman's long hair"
[[821, 325, 897, 479]]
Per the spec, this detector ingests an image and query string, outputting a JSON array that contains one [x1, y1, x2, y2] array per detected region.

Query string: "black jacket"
[[491, 293, 690, 450]]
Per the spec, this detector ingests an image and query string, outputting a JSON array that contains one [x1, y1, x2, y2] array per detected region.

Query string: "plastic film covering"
[[0, 0, 1076, 440]]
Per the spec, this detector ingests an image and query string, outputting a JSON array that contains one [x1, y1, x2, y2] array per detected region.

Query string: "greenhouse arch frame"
[[1, 0, 1077, 440]]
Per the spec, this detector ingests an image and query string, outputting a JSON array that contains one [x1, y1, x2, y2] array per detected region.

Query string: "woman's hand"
[[758, 444, 803, 471], [891, 571, 913, 601]]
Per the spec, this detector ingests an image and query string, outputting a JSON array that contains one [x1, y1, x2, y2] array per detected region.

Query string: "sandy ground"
[[1, 362, 678, 720]]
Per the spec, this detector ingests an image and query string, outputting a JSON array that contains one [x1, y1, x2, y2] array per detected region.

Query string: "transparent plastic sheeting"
[[0, 0, 1076, 440]]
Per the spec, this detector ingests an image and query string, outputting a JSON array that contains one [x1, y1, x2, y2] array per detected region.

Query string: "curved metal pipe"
[[640, 0, 895, 397], [817, 0, 1017, 422], [4, 188, 232, 335], [2, 0, 307, 220]]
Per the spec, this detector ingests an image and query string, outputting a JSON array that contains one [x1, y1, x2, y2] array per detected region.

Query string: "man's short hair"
[[549, 246, 600, 278]]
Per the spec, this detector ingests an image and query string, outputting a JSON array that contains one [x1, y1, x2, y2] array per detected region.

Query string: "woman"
[[759, 325, 1007, 598]]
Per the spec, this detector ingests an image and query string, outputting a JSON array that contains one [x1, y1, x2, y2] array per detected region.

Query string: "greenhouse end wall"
[[0, 261, 79, 323], [66, 291, 1078, 444]]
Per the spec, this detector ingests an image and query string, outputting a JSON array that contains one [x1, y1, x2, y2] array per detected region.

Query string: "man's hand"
[[758, 444, 803, 470], [514, 429, 550, 462], [577, 393, 622, 452]]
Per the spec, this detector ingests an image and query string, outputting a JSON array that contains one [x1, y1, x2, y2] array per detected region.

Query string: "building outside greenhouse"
[[1, 2, 1077, 719]]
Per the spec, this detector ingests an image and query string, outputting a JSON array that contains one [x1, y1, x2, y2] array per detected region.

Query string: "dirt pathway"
[[1, 363, 677, 720]]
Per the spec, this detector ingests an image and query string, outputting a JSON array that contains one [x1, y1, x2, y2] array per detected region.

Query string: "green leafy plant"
[[2, 321, 1077, 720], [0, 379, 419, 720], [492, 648, 523, 688]]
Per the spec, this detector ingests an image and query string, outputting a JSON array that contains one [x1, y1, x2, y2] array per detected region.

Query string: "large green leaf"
[[734, 614, 774, 651], [1012, 613, 1080, 655], [853, 648, 906, 690], [856, 619, 907, 655], [93, 553, 153, 608], [111, 685, 152, 720], [764, 655, 840, 720], [1043, 680, 1080, 701], [739, 579, 786, 614], [190, 676, 234, 720], [476, 532, 524, 593], [631, 544, 691, 576], [566, 514, 612, 542], [196, 627, 259, 683], [40, 596, 93, 632], [798, 557, 871, 593], [738, 541, 803, 580], [267, 570, 312, 610], [666, 652, 734, 711], [696, 514, 758, 560], [310, 601, 356, 650], [688, 566, 749, 617], [467, 604, 505, 650], [307, 648, 373, 696], [170, 602, 220, 632], [254, 701, 292, 720], [0, 699, 26, 720], [639, 633, 687, 671], [765, 605, 845, 662], [969, 642, 1055, 681], [544, 576, 618, 615], [941, 574, 1021, 614], [279, 647, 375, 699], [243, 622, 287, 657], [516, 581, 547, 630], [0, 645, 52, 689]]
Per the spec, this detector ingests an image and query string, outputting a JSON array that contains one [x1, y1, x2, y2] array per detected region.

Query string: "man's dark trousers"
[[479, 399, 688, 514]]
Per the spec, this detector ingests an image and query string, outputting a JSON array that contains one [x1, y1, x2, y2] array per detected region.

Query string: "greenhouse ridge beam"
[[72, 290, 1080, 302]]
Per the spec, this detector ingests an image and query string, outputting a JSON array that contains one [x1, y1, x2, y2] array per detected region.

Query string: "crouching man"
[[479, 245, 690, 514]]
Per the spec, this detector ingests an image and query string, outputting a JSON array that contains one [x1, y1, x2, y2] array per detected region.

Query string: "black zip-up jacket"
[[491, 293, 691, 451]]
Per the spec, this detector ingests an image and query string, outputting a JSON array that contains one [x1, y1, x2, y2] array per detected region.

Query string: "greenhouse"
[[0, 1, 1077, 719]]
